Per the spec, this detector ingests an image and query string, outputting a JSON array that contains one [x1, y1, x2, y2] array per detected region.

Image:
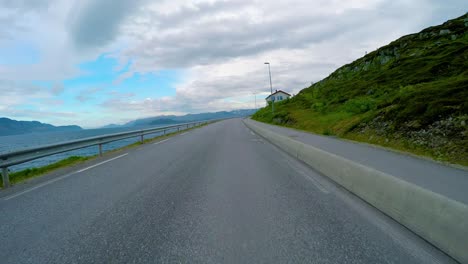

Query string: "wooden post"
[[2, 167, 10, 188]]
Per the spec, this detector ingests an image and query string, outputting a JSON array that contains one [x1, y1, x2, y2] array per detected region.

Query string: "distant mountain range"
[[0, 109, 256, 136], [103, 109, 256, 128], [0, 117, 82, 136]]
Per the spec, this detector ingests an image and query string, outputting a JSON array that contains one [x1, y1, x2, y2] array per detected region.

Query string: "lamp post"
[[264, 62, 274, 113], [253, 92, 257, 110]]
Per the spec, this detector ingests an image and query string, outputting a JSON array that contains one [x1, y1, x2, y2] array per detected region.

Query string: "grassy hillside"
[[253, 13, 468, 166]]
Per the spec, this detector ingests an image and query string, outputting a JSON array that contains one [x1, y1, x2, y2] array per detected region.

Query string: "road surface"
[[250, 120, 468, 204], [0, 119, 456, 263]]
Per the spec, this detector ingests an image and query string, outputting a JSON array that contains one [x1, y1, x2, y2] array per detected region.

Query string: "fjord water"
[[0, 125, 171, 172]]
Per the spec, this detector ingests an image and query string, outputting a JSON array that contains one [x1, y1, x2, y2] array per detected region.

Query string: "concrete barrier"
[[244, 119, 468, 264]]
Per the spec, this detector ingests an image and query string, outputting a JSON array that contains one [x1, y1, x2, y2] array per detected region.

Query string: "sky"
[[0, 0, 466, 128]]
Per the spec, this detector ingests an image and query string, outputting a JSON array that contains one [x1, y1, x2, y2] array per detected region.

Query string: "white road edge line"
[[180, 132, 189, 136], [4, 174, 74, 201], [283, 156, 329, 194], [76, 153, 128, 173], [153, 139, 170, 145], [3, 153, 128, 201], [300, 170, 330, 194]]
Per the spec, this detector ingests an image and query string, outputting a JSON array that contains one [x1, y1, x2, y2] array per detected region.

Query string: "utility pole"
[[264, 62, 274, 114]]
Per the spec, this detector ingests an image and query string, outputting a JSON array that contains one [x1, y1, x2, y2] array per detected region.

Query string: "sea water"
[[0, 125, 177, 172]]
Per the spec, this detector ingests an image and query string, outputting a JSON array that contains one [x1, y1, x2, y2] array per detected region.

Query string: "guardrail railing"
[[0, 119, 215, 188]]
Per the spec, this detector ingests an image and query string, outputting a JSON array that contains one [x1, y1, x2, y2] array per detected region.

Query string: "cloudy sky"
[[0, 0, 466, 127]]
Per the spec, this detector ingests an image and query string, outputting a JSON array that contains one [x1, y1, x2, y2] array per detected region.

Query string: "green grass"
[[254, 103, 468, 166], [344, 130, 468, 167], [253, 14, 468, 167], [0, 123, 212, 188], [1, 156, 92, 187]]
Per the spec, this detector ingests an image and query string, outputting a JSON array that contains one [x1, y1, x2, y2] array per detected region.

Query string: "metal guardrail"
[[0, 120, 215, 188]]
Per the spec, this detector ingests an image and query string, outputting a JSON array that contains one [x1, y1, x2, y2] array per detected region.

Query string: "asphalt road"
[[0, 119, 456, 263], [250, 120, 468, 204]]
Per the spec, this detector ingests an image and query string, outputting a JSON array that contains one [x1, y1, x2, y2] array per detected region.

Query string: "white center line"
[[3, 153, 128, 201], [153, 139, 170, 145]]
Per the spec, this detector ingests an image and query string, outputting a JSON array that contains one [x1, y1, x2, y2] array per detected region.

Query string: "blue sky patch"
[[0, 41, 41, 65], [17, 53, 184, 123], [63, 55, 180, 100]]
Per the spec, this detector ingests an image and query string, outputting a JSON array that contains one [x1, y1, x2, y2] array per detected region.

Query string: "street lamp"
[[264, 62, 274, 113], [253, 92, 257, 110]]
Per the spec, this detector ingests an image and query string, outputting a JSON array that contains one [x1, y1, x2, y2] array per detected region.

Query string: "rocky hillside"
[[253, 13, 468, 165]]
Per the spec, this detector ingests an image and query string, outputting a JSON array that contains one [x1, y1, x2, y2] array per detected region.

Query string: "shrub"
[[311, 102, 326, 113], [343, 97, 377, 114]]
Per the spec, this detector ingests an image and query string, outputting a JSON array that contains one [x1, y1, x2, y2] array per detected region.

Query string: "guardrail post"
[[2, 167, 10, 188], [0, 120, 219, 181]]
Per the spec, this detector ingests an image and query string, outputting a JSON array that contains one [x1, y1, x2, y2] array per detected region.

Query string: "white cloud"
[[51, 82, 64, 95], [104, 0, 466, 119], [0, 0, 466, 126], [74, 87, 101, 102], [0, 80, 51, 110], [67, 0, 145, 51]]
